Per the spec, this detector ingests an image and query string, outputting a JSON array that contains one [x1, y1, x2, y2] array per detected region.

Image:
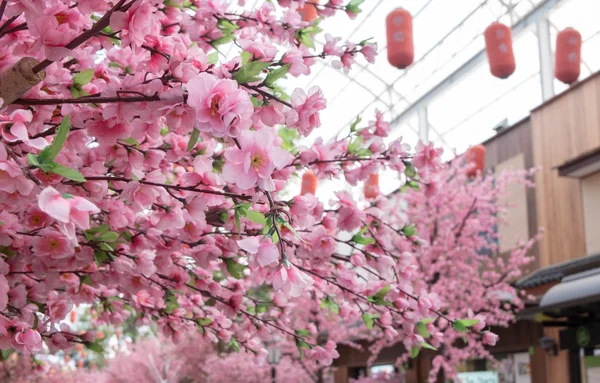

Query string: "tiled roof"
[[515, 253, 600, 289]]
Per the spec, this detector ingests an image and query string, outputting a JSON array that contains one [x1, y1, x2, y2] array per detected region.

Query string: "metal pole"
[[418, 107, 429, 144], [537, 17, 555, 101]]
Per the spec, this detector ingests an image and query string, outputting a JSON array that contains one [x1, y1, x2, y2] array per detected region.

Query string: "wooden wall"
[[482, 119, 540, 268], [530, 71, 600, 267]]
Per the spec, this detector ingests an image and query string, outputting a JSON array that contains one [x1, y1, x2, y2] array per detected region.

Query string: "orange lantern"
[[364, 174, 380, 199], [299, 2, 318, 22], [386, 8, 414, 69], [484, 23, 516, 79], [465, 145, 486, 177], [70, 311, 76, 322], [300, 171, 317, 196], [555, 28, 582, 84]]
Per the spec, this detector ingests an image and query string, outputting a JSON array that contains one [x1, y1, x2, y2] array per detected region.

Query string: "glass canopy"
[[278, 0, 600, 160]]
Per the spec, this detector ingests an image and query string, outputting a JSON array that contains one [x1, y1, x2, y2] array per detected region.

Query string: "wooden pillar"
[[544, 327, 570, 383], [334, 367, 348, 383]]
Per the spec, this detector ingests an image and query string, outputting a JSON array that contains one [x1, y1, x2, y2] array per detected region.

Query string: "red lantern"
[[301, 171, 318, 196], [466, 145, 486, 177], [555, 28, 582, 84], [386, 8, 414, 69], [299, 2, 318, 22], [484, 23, 516, 79], [364, 174, 380, 199]]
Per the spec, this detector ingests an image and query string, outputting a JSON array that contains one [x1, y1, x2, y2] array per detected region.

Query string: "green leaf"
[[453, 319, 479, 333], [217, 18, 239, 33], [39, 116, 70, 162], [197, 317, 212, 326], [320, 296, 339, 314], [374, 285, 391, 300], [347, 135, 364, 154], [420, 318, 434, 325], [211, 34, 236, 47], [94, 250, 109, 266], [264, 64, 291, 87], [421, 342, 438, 351], [81, 275, 93, 286], [295, 329, 311, 337], [227, 338, 240, 352], [240, 51, 251, 65], [350, 116, 362, 132], [98, 242, 114, 252], [233, 61, 271, 84], [86, 224, 110, 236], [351, 233, 375, 245], [416, 321, 431, 338], [207, 51, 219, 64], [295, 337, 311, 359], [27, 153, 40, 167], [50, 163, 86, 182], [250, 96, 264, 108], [84, 342, 104, 353], [160, 126, 169, 136], [346, 0, 365, 14], [98, 231, 119, 242], [297, 31, 315, 49], [226, 258, 245, 279], [187, 128, 200, 151], [458, 319, 480, 327], [410, 346, 420, 358], [164, 291, 179, 314], [256, 302, 269, 313], [358, 38, 374, 47], [404, 163, 417, 179], [0, 349, 13, 361], [73, 69, 95, 87], [121, 137, 139, 147], [407, 180, 420, 190], [245, 210, 266, 226], [452, 319, 478, 333], [401, 224, 417, 237], [234, 208, 241, 234], [362, 313, 374, 329]]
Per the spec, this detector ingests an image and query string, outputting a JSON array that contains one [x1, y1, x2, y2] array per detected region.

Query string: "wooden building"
[[332, 70, 600, 383]]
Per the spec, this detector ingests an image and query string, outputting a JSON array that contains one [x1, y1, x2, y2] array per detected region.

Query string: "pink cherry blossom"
[[361, 42, 378, 64], [31, 229, 74, 259], [286, 87, 327, 137], [482, 331, 499, 346], [186, 73, 253, 138], [272, 263, 313, 297], [412, 140, 444, 180], [38, 186, 100, 230], [237, 236, 280, 268], [222, 128, 293, 191]]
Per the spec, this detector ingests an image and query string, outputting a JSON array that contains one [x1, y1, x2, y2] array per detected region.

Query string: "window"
[[581, 171, 600, 254], [495, 154, 529, 253]]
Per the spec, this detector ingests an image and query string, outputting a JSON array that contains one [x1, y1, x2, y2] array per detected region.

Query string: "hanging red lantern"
[[465, 145, 486, 178], [364, 174, 380, 199], [386, 8, 414, 69], [301, 171, 318, 196], [299, 2, 318, 22], [555, 27, 582, 85], [484, 23, 516, 79]]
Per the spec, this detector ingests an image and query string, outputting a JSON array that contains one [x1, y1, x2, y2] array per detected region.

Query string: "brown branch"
[[16, 93, 163, 105], [82, 175, 252, 201]]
